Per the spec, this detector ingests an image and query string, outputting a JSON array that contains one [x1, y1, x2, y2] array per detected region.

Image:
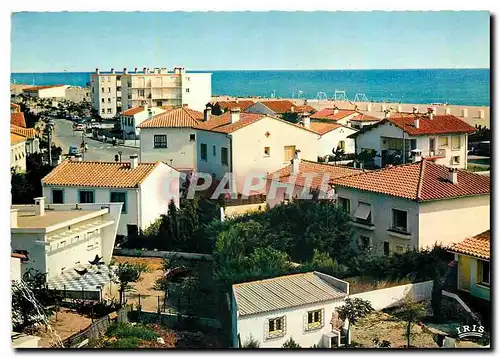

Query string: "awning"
[[354, 202, 371, 220]]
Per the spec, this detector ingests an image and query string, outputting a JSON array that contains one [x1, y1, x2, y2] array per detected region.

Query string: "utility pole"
[[81, 132, 86, 161], [46, 118, 54, 166]]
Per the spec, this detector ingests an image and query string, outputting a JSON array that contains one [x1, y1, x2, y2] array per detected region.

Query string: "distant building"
[[231, 272, 350, 348], [11, 125, 39, 155], [310, 108, 380, 129], [244, 100, 301, 116], [120, 105, 167, 139], [11, 132, 27, 172], [211, 99, 255, 115], [332, 161, 490, 256], [22, 85, 69, 99], [65, 86, 91, 103], [41, 157, 180, 236], [90, 67, 211, 119], [349, 111, 476, 169], [449, 230, 490, 302]]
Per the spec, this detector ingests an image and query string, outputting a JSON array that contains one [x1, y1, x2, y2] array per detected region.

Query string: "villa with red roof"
[[244, 100, 315, 117], [120, 105, 167, 139], [331, 160, 490, 256], [349, 110, 476, 169], [310, 108, 380, 129]]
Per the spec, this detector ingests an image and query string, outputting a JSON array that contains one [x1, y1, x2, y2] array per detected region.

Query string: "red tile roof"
[[256, 100, 296, 114], [123, 106, 145, 116], [11, 112, 26, 127], [42, 160, 163, 188], [310, 108, 357, 121], [11, 252, 27, 260], [269, 160, 362, 189], [215, 100, 255, 111], [332, 160, 490, 202], [351, 112, 381, 122], [196, 112, 266, 133], [137, 107, 204, 128], [11, 125, 38, 139], [308, 122, 343, 135], [22, 84, 66, 91], [449, 230, 490, 260], [294, 104, 316, 114]]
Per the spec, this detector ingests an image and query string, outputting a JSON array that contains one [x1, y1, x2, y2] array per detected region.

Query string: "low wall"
[[113, 248, 213, 261], [134, 310, 221, 329], [350, 280, 433, 311]]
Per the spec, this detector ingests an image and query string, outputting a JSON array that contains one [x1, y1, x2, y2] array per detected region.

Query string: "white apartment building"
[[90, 67, 211, 119], [232, 272, 349, 348], [332, 160, 490, 256], [41, 156, 180, 236], [350, 112, 476, 169]]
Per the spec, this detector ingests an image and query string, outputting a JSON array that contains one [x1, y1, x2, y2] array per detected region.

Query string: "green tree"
[[242, 335, 260, 348], [281, 111, 300, 124], [304, 249, 348, 278], [394, 293, 427, 348], [335, 297, 374, 345], [282, 337, 301, 348], [332, 146, 346, 164], [356, 149, 377, 168], [115, 263, 149, 305]]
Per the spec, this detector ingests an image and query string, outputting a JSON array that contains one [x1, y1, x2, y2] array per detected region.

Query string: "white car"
[[74, 123, 85, 131]]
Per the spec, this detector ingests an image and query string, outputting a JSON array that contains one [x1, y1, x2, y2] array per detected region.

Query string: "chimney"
[[144, 103, 149, 111], [11, 209, 18, 228], [448, 167, 458, 185], [183, 104, 189, 108], [303, 116, 311, 129], [123, 68, 128, 74], [34, 197, 45, 217], [461, 108, 468, 117], [134, 67, 138, 73], [292, 150, 302, 173], [414, 117, 420, 129], [413, 106, 419, 114], [427, 107, 434, 120], [367, 103, 372, 111], [333, 106, 339, 115], [130, 155, 138, 169], [230, 107, 241, 123], [204, 105, 212, 121], [96, 68, 100, 74], [111, 68, 115, 74], [148, 108, 153, 119]]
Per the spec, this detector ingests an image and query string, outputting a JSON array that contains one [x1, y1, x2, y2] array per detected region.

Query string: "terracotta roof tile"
[[449, 230, 490, 260], [11, 132, 27, 145], [196, 112, 265, 133], [310, 108, 357, 121], [351, 112, 381, 122], [294, 104, 316, 114], [388, 113, 476, 135], [11, 103, 21, 112], [11, 125, 37, 139], [308, 122, 343, 135], [137, 107, 204, 128], [11, 112, 26, 127], [269, 160, 362, 189], [252, 100, 295, 114], [332, 161, 490, 202], [122, 106, 144, 116], [215, 100, 255, 111], [42, 160, 162, 188]]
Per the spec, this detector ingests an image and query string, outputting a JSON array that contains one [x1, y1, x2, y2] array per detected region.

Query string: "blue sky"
[[11, 11, 490, 72]]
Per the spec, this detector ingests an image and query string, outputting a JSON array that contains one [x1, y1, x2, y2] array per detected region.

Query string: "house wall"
[[65, 87, 91, 103], [350, 119, 379, 129], [140, 127, 197, 169], [10, 232, 48, 277], [11, 141, 27, 171], [317, 126, 357, 156], [121, 107, 166, 137], [334, 187, 420, 255], [236, 299, 346, 348], [90, 74, 118, 119], [37, 86, 68, 98], [195, 130, 231, 180], [42, 186, 138, 236], [138, 163, 180, 232], [457, 255, 490, 301], [11, 257, 22, 282], [418, 195, 490, 249], [181, 73, 212, 112], [231, 117, 320, 190]]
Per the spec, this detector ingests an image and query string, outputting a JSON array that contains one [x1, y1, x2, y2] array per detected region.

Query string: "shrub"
[[105, 336, 141, 348], [282, 337, 301, 348], [106, 323, 158, 341], [242, 335, 260, 348]]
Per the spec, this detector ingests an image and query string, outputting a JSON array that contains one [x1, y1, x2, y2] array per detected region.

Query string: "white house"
[[41, 156, 180, 236], [11, 198, 122, 300], [11, 131, 27, 172], [302, 118, 357, 156], [266, 154, 361, 208], [120, 105, 167, 139], [91, 67, 212, 119], [11, 125, 40, 155], [232, 272, 349, 348], [349, 111, 476, 169], [332, 160, 490, 256]]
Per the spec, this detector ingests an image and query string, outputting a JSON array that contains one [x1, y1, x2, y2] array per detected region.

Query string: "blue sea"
[[11, 69, 490, 106]]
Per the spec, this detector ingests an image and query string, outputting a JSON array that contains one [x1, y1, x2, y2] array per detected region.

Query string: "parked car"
[[74, 123, 85, 131], [68, 145, 79, 155], [91, 122, 100, 129]]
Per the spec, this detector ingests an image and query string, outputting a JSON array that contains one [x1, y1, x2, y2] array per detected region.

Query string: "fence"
[[350, 280, 433, 311], [61, 305, 129, 348], [113, 248, 213, 261]]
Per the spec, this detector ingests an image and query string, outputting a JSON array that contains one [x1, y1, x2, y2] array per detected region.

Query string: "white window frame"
[[305, 308, 324, 332]]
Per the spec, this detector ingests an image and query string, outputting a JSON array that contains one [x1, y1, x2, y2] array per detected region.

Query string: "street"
[[53, 118, 139, 162]]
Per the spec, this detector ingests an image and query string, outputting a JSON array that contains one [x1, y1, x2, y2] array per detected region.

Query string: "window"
[[358, 236, 370, 250], [189, 134, 196, 141], [284, 145, 296, 162], [78, 190, 94, 204], [394, 245, 407, 254], [306, 309, 323, 331], [154, 135, 167, 148], [391, 209, 408, 233], [221, 147, 229, 166], [338, 140, 346, 150], [107, 108, 112, 114], [156, 101, 162, 107], [267, 316, 285, 339], [200, 143, 207, 161], [52, 189, 64, 204], [101, 87, 104, 93], [383, 241, 390, 256], [108, 87, 111, 93], [477, 260, 490, 286], [452, 156, 460, 165], [101, 109, 105, 114], [185, 88, 190, 93], [264, 147, 271, 156], [354, 201, 372, 225], [101, 98, 105, 103], [107, 98, 111, 103], [439, 136, 449, 147], [338, 197, 350, 214], [429, 137, 436, 153], [138, 89, 145, 97], [110, 191, 127, 213], [452, 136, 461, 150]]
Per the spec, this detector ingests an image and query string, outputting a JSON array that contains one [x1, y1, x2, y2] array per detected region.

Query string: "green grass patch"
[[106, 322, 158, 341], [105, 336, 142, 349]]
